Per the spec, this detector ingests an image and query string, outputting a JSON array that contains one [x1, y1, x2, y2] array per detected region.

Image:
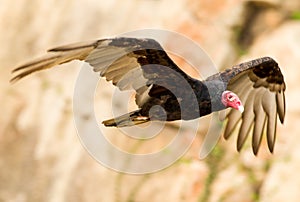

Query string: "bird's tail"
[[10, 40, 98, 83], [102, 110, 150, 127]]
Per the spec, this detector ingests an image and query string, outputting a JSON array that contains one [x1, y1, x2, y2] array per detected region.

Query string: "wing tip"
[[252, 145, 259, 156], [267, 141, 275, 154], [267, 118, 277, 155], [47, 40, 99, 52], [276, 91, 286, 124], [10, 76, 19, 84], [237, 144, 243, 153]]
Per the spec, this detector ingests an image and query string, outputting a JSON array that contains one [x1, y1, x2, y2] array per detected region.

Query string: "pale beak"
[[238, 105, 244, 113]]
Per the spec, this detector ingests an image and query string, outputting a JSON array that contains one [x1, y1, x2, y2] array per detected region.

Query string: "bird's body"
[[11, 37, 286, 154]]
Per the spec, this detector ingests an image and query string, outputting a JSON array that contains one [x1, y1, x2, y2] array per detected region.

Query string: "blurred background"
[[1, 0, 300, 201]]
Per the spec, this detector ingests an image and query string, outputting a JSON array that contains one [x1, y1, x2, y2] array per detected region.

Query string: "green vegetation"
[[291, 11, 300, 20], [198, 145, 225, 202]]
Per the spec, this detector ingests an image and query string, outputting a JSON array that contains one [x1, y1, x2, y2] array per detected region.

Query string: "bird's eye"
[[228, 95, 235, 101]]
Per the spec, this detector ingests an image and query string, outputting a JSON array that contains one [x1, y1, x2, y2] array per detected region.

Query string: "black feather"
[[11, 37, 286, 155]]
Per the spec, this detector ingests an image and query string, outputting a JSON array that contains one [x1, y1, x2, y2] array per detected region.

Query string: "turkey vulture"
[[11, 37, 286, 155]]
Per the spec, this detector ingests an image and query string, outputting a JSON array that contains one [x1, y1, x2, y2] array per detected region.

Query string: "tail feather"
[[102, 110, 150, 127], [10, 41, 98, 83]]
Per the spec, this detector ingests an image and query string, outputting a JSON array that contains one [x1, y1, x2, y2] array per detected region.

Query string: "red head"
[[221, 91, 244, 112]]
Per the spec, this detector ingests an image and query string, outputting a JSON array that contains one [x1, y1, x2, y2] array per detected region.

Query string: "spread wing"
[[11, 37, 190, 107], [220, 57, 286, 154]]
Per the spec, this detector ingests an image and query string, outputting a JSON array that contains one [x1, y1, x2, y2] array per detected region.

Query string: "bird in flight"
[[11, 37, 286, 155]]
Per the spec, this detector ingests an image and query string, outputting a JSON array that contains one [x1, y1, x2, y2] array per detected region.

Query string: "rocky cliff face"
[[1, 0, 300, 201]]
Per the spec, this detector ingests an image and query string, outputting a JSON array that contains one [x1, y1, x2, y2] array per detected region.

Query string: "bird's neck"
[[196, 79, 227, 115]]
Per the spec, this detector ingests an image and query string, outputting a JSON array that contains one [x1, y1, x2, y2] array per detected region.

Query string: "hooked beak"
[[238, 105, 244, 113]]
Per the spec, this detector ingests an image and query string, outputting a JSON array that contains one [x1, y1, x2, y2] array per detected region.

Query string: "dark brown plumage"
[[11, 37, 286, 155]]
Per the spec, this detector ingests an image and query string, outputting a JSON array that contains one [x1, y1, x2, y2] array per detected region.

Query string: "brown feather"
[[250, 88, 267, 154], [237, 90, 255, 151], [11, 45, 95, 83], [225, 57, 286, 154], [10, 38, 286, 155]]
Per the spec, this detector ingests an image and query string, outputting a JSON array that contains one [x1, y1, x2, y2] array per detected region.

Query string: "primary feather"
[[11, 37, 286, 155]]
